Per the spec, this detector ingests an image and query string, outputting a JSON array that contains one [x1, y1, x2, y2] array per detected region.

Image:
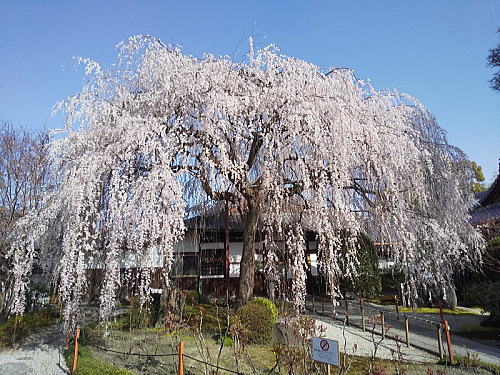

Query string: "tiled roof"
[[470, 202, 500, 225]]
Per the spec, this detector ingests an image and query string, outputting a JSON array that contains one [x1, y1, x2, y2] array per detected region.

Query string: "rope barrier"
[[85, 337, 246, 374], [87, 342, 177, 357], [183, 354, 246, 375]]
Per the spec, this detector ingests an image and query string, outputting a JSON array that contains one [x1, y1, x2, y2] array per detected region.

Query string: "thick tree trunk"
[[237, 198, 260, 306]]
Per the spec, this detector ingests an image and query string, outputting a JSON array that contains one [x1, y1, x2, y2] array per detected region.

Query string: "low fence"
[[69, 328, 247, 375], [305, 295, 454, 362]]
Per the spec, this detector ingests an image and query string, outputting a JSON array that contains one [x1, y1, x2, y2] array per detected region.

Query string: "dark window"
[[172, 253, 198, 276], [201, 248, 225, 276]]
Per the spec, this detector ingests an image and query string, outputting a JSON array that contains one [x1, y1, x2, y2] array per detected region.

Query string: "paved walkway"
[[306, 298, 500, 366], [313, 315, 437, 363], [0, 325, 68, 375]]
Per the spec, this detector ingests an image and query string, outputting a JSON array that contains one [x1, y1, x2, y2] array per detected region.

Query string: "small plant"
[[250, 297, 278, 324]]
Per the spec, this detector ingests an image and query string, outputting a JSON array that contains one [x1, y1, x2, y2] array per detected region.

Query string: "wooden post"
[[345, 299, 349, 326], [178, 341, 184, 375], [71, 327, 80, 374], [65, 325, 71, 349], [404, 315, 410, 348], [380, 312, 385, 339], [443, 321, 453, 362], [436, 324, 444, 359], [395, 296, 400, 320], [327, 364, 331, 375], [360, 296, 366, 332]]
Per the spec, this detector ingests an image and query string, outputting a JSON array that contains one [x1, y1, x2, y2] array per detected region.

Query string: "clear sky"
[[1, 1, 499, 181]]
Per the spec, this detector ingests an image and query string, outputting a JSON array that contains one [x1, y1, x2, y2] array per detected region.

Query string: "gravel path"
[[0, 324, 68, 375]]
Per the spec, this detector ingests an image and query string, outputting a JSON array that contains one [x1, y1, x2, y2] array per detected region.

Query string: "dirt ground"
[[84, 326, 497, 375]]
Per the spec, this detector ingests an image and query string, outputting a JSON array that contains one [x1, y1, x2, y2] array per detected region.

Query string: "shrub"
[[236, 302, 274, 344], [122, 297, 153, 329], [463, 281, 500, 327], [250, 297, 278, 324], [185, 289, 199, 304], [0, 308, 57, 347]]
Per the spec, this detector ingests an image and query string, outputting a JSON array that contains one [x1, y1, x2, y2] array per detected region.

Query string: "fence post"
[[443, 321, 453, 362], [178, 341, 184, 375], [395, 296, 400, 321], [404, 315, 410, 348], [345, 299, 349, 326], [71, 327, 80, 374], [360, 296, 365, 332], [380, 311, 385, 339], [65, 325, 71, 349], [436, 324, 444, 360]]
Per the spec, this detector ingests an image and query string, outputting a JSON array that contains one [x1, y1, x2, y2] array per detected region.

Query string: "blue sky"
[[1, 1, 499, 181]]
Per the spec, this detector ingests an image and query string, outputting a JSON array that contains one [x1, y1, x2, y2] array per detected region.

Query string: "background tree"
[[487, 29, 500, 91], [8, 37, 484, 326], [0, 121, 50, 319], [470, 161, 487, 193]]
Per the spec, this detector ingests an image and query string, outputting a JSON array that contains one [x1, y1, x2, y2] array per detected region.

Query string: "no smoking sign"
[[312, 337, 339, 366]]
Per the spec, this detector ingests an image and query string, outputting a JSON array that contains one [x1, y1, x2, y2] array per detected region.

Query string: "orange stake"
[[178, 341, 184, 375], [71, 327, 80, 374], [443, 321, 453, 362]]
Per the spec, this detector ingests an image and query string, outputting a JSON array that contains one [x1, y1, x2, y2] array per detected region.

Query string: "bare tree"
[[0, 121, 50, 318]]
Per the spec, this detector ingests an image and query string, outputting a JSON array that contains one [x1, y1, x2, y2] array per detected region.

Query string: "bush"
[[184, 289, 199, 304], [381, 271, 405, 294], [236, 302, 274, 344], [121, 297, 154, 329], [0, 308, 57, 347], [250, 297, 278, 324], [463, 281, 500, 327], [65, 344, 133, 375]]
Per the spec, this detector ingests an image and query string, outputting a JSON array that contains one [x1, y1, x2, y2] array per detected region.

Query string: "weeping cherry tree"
[[9, 36, 484, 327]]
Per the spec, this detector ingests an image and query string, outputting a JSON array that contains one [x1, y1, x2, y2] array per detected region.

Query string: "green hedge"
[[249, 297, 278, 324], [237, 302, 274, 344]]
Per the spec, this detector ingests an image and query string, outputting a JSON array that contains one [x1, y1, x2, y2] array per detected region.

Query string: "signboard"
[[311, 337, 339, 366]]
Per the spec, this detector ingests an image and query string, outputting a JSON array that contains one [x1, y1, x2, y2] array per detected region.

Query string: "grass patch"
[[65, 343, 133, 375], [399, 307, 481, 316], [0, 308, 57, 348], [439, 355, 500, 375], [455, 324, 500, 340]]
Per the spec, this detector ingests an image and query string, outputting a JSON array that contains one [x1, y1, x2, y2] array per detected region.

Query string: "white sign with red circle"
[[312, 337, 339, 366]]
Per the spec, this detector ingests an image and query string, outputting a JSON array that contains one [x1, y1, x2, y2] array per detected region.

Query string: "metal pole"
[[444, 321, 453, 362], [437, 324, 444, 360], [404, 316, 410, 347], [380, 311, 385, 339]]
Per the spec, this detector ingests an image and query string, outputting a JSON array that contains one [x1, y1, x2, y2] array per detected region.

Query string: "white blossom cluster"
[[9, 36, 483, 323]]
